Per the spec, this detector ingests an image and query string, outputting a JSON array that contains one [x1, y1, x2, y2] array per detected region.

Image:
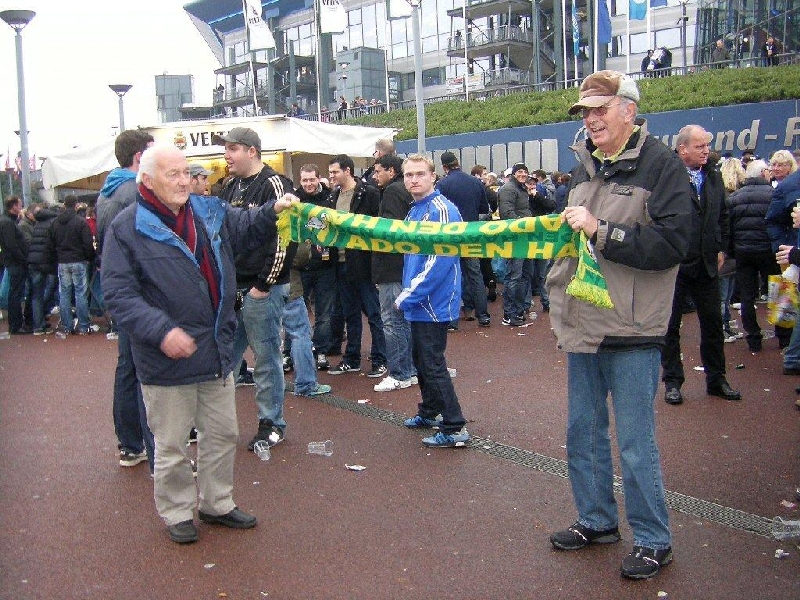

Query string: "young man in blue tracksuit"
[[396, 154, 470, 448]]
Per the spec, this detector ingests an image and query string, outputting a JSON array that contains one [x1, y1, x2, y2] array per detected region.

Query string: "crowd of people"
[[2, 69, 800, 581]]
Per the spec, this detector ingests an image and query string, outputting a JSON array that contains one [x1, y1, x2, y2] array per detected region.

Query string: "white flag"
[[387, 0, 413, 19], [319, 0, 347, 34], [243, 0, 276, 50]]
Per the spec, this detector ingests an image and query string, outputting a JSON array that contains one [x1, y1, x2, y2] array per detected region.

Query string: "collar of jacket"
[[134, 194, 225, 262]]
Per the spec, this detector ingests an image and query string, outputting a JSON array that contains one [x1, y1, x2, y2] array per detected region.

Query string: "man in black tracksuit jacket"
[[213, 127, 296, 450]]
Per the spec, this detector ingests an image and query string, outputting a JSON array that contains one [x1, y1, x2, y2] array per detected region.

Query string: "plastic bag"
[[767, 274, 799, 328]]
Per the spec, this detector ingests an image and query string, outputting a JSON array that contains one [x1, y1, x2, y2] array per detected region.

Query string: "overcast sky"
[[0, 0, 221, 162]]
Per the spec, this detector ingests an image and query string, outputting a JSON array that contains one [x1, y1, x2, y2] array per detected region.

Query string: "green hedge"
[[348, 65, 800, 141]]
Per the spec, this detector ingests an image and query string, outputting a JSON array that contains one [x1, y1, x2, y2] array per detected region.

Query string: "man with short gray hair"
[[547, 70, 692, 579]]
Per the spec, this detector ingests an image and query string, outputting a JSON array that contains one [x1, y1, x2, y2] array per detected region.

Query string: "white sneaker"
[[373, 375, 413, 392], [410, 376, 418, 385]]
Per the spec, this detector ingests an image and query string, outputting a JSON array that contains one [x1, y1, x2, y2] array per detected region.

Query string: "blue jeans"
[[300, 268, 337, 353], [241, 284, 289, 428], [282, 296, 318, 395], [783, 321, 800, 370], [336, 263, 386, 366], [460, 258, 489, 319], [719, 274, 734, 324], [58, 261, 90, 332], [113, 329, 155, 470], [30, 270, 57, 331], [502, 258, 533, 318], [566, 349, 671, 550], [530, 258, 550, 308], [410, 321, 466, 435], [378, 282, 415, 381]]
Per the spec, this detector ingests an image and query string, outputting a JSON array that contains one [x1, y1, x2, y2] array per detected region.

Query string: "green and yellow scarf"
[[277, 202, 612, 309]]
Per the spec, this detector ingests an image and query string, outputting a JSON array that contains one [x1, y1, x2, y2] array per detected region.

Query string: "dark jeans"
[[410, 321, 466, 434], [460, 257, 489, 318], [661, 270, 727, 389], [301, 267, 337, 353], [113, 329, 155, 470], [6, 264, 28, 332], [30, 270, 57, 331], [336, 262, 386, 366], [735, 253, 789, 348]]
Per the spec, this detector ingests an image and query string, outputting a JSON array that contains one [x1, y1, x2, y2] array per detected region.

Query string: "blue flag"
[[598, 0, 612, 44], [650, 0, 667, 6], [572, 0, 580, 55], [629, 0, 647, 20]]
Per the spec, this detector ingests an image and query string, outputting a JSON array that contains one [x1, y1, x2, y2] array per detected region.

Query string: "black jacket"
[[329, 179, 380, 283], [27, 208, 58, 273], [679, 161, 728, 278], [372, 173, 412, 284], [0, 211, 28, 267], [219, 165, 294, 292], [727, 177, 775, 258], [47, 208, 95, 265], [295, 182, 338, 269]]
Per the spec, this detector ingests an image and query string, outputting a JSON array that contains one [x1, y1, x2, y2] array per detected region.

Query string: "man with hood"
[[96, 129, 155, 470]]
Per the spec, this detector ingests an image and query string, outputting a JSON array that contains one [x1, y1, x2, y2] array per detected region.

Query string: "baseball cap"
[[440, 151, 458, 167], [189, 164, 212, 177], [502, 168, 512, 178], [568, 70, 640, 116], [211, 127, 261, 152], [511, 162, 529, 175]]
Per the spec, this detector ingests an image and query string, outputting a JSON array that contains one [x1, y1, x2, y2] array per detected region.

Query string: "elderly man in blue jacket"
[[102, 145, 291, 544]]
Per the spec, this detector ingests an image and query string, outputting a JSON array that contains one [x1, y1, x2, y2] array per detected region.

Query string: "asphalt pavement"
[[0, 301, 798, 600]]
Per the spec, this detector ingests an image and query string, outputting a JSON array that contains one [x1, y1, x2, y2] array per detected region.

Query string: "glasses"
[[580, 100, 621, 119], [770, 162, 788, 168]]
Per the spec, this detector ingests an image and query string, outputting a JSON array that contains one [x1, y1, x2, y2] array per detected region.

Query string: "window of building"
[[629, 32, 649, 54], [422, 66, 445, 86], [655, 26, 681, 49]]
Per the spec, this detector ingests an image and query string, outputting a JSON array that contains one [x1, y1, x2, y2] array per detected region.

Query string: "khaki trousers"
[[141, 375, 238, 526]]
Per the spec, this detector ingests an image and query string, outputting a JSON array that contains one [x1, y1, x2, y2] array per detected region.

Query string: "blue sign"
[[396, 100, 800, 172]]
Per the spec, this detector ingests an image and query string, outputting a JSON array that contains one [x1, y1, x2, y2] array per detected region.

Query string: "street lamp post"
[[109, 84, 133, 131], [1, 9, 36, 207], [408, 0, 425, 154], [679, 0, 689, 72]]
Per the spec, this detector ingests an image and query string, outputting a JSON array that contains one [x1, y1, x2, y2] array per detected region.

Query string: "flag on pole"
[[387, 0, 413, 20], [243, 0, 276, 50], [320, 0, 347, 33], [597, 0, 612, 44], [629, 0, 647, 20], [571, 0, 580, 55], [650, 0, 667, 7]]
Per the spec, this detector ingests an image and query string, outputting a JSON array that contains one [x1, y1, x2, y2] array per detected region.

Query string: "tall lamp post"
[[679, 0, 689, 72], [407, 0, 425, 154], [1, 9, 36, 207], [109, 84, 133, 131]]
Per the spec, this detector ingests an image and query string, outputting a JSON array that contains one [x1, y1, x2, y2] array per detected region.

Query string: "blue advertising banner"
[[396, 100, 800, 173]]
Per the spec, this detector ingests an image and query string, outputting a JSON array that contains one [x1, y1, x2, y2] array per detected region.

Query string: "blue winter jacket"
[[101, 193, 277, 386], [765, 170, 800, 251], [395, 189, 462, 323]]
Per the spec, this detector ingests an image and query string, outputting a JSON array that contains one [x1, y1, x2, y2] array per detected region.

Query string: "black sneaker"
[[316, 353, 330, 370], [502, 316, 525, 327], [367, 364, 387, 378], [620, 546, 673, 580], [283, 355, 293, 372], [550, 521, 621, 551], [328, 361, 361, 375], [235, 371, 255, 387], [247, 419, 285, 451]]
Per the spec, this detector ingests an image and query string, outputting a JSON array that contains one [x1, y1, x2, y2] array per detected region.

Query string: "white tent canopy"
[[42, 116, 398, 190]]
